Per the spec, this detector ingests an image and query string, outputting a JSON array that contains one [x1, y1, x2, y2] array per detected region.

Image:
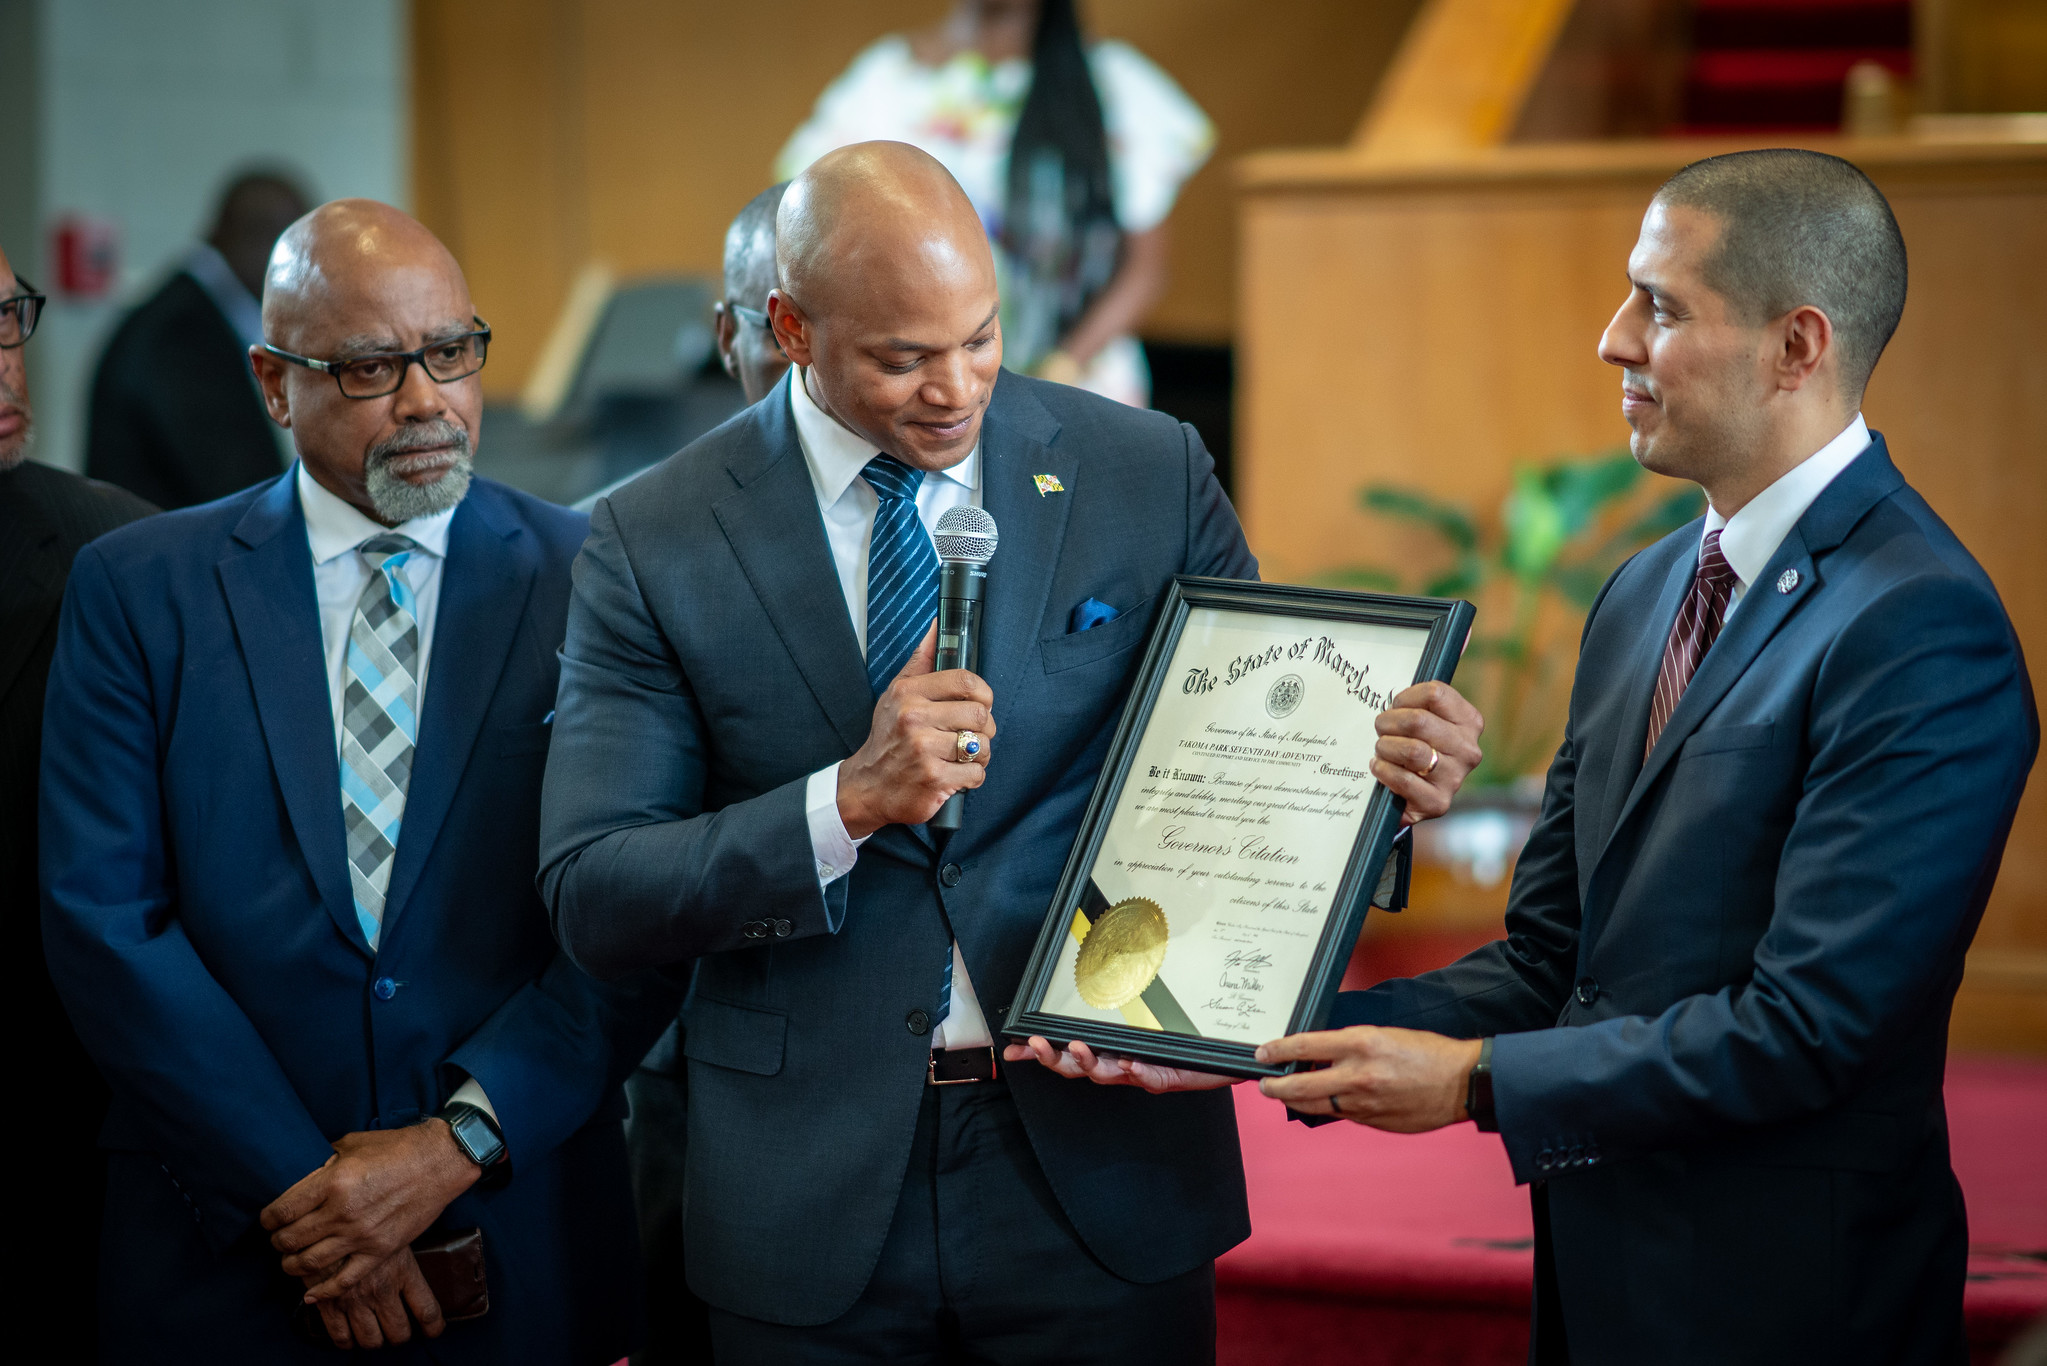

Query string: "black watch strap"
[[437, 1101, 507, 1171], [1465, 1036, 1498, 1133]]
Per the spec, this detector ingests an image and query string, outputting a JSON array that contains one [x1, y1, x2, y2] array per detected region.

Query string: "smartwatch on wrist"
[[437, 1101, 507, 1172], [1465, 1036, 1498, 1132]]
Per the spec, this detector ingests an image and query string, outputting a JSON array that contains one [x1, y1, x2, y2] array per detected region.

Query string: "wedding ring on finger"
[[1424, 746, 1441, 777], [1329, 1093, 1345, 1116], [955, 729, 983, 763]]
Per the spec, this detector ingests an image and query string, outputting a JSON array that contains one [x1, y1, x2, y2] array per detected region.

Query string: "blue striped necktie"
[[860, 455, 953, 1024], [862, 454, 938, 697], [340, 533, 420, 950]]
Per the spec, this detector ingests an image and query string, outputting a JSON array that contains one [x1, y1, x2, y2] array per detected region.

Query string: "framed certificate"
[[1002, 577, 1474, 1078]]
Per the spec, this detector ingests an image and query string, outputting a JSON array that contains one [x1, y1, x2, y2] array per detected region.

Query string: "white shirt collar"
[[296, 462, 457, 567], [787, 365, 979, 507], [1703, 413, 1869, 589]]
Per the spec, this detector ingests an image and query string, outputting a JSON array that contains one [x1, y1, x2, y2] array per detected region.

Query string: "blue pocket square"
[[1070, 598, 1120, 633]]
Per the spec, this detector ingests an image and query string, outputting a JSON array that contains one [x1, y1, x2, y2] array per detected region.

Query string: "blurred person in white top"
[[777, 0, 1213, 408]]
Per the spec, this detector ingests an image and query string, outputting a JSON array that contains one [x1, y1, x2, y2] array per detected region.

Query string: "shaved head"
[[769, 142, 1003, 470], [263, 199, 467, 352], [252, 199, 483, 525], [776, 142, 992, 317]]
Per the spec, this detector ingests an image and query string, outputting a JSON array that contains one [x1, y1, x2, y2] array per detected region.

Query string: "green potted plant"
[[1326, 451, 1701, 885]]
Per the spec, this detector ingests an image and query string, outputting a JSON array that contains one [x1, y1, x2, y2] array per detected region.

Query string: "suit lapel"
[[218, 477, 365, 955], [1590, 539, 1696, 856], [713, 375, 874, 755], [378, 489, 538, 941], [1594, 437, 1904, 871], [975, 375, 1071, 705]]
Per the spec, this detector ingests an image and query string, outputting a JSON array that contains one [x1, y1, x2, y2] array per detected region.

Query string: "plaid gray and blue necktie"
[[340, 533, 420, 950]]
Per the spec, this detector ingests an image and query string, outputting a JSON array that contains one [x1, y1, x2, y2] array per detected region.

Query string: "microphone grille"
[[933, 505, 999, 564]]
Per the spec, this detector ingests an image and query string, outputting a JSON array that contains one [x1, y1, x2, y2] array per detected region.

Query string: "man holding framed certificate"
[[537, 141, 1484, 1362], [1236, 152, 2036, 1364]]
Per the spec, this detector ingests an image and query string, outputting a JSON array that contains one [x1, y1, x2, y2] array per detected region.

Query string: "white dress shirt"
[[788, 369, 995, 1051], [1703, 413, 1870, 618], [297, 465, 497, 1121]]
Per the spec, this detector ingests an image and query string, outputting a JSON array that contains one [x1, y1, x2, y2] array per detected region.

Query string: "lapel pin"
[[1032, 473, 1066, 497], [1776, 569, 1800, 594]]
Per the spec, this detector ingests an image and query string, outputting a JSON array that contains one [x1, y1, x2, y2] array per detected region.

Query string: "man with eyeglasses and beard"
[[40, 200, 673, 1363], [2, 240, 155, 1361]]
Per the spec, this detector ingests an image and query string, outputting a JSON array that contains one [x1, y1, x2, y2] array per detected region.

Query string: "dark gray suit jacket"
[[1336, 437, 2036, 1364], [540, 369, 1256, 1325]]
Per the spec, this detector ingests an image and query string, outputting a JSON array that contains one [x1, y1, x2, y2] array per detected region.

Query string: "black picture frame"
[[1001, 576, 1475, 1079]]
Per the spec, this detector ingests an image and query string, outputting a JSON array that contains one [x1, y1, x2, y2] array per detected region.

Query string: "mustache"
[[366, 420, 469, 466], [1622, 370, 1657, 401]]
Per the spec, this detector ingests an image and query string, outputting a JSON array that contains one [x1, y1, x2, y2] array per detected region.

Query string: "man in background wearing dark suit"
[[539, 141, 1483, 1362], [86, 170, 309, 507], [43, 201, 667, 1362], [1248, 151, 2037, 1364], [623, 182, 794, 1366], [1, 240, 154, 1360]]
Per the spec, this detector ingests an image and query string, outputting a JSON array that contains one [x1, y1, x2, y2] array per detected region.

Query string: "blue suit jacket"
[[41, 473, 667, 1365], [1336, 437, 2036, 1364], [539, 370, 1257, 1325]]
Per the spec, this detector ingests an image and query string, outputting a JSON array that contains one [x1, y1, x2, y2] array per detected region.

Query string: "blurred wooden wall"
[[411, 0, 1426, 397]]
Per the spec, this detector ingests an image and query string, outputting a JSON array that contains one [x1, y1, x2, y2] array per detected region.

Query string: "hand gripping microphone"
[[929, 505, 998, 831]]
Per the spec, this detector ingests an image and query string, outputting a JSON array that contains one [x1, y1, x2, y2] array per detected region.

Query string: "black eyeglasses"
[[1, 278, 47, 349], [263, 319, 492, 398]]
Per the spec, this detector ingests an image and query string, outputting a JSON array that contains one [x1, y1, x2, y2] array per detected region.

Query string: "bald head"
[[768, 143, 1003, 471], [263, 199, 468, 350], [776, 142, 993, 319]]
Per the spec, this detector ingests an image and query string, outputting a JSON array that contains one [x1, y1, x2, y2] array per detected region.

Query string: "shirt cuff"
[[448, 1077, 498, 1124], [806, 762, 866, 887]]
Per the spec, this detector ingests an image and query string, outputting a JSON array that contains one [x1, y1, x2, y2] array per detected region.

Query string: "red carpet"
[[1217, 1055, 2047, 1364]]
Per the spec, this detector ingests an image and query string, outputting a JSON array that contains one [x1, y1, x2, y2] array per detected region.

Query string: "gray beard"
[[0, 416, 35, 473], [363, 429, 473, 523]]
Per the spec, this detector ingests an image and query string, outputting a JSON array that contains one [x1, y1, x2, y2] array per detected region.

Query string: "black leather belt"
[[928, 1045, 999, 1085]]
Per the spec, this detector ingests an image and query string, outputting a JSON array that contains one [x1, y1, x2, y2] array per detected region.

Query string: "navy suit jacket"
[[1336, 437, 2036, 1365], [41, 473, 667, 1365], [539, 370, 1257, 1325]]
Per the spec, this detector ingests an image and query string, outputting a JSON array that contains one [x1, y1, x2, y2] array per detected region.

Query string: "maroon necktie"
[[1645, 529, 1740, 756]]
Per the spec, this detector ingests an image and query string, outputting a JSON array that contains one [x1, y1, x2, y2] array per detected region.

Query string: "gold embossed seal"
[[1074, 898, 1170, 1009]]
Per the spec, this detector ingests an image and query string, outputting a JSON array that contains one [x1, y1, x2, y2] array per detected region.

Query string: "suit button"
[[773, 919, 792, 937], [1575, 977, 1601, 1006], [1537, 1148, 1554, 1169], [939, 862, 963, 888], [1567, 1144, 1584, 1166], [906, 1009, 930, 1036], [372, 977, 397, 1001]]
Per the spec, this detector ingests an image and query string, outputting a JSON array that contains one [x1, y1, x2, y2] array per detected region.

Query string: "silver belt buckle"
[[928, 1046, 997, 1085]]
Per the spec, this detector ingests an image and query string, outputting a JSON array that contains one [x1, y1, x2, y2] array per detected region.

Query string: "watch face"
[[450, 1108, 503, 1165]]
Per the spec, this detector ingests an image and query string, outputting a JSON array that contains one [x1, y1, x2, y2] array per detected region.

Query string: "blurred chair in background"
[[484, 267, 743, 508], [776, 0, 1212, 407], [85, 168, 310, 507]]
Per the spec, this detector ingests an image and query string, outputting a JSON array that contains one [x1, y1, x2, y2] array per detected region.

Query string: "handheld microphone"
[[930, 505, 998, 831]]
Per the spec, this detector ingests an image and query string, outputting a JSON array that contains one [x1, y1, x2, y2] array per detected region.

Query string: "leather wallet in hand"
[[415, 1227, 489, 1321], [293, 1227, 489, 1344]]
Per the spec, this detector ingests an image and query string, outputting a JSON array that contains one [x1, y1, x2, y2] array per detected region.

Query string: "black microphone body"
[[929, 507, 998, 831], [929, 561, 986, 831]]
